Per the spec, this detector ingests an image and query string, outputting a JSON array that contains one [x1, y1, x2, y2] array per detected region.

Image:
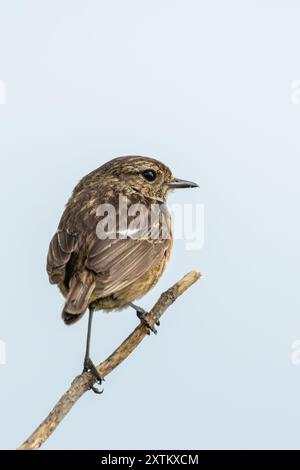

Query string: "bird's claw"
[[83, 357, 104, 394], [90, 384, 103, 394], [136, 309, 158, 335]]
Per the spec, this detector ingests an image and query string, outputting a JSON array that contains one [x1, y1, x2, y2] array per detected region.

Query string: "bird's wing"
[[47, 190, 171, 319], [84, 195, 171, 298], [46, 228, 78, 285], [86, 235, 169, 298]]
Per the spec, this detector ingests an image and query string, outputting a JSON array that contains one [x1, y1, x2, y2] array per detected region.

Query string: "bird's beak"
[[166, 178, 199, 189]]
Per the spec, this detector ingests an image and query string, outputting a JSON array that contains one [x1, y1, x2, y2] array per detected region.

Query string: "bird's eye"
[[142, 170, 157, 182]]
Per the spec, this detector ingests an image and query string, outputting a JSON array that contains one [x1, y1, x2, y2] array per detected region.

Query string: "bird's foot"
[[83, 357, 104, 394], [136, 307, 158, 335]]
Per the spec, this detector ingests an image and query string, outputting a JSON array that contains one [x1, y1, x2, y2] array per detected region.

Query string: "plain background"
[[1, 0, 300, 450]]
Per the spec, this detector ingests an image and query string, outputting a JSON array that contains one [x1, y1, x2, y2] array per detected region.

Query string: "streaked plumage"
[[47, 156, 174, 324], [46, 155, 198, 390]]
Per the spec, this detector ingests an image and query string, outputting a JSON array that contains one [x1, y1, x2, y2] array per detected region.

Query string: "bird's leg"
[[129, 302, 159, 334], [83, 306, 104, 394]]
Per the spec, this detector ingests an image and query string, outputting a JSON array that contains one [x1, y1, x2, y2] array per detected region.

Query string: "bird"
[[47, 156, 198, 392]]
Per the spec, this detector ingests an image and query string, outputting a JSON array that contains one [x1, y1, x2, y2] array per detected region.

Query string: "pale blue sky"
[[1, 0, 300, 450]]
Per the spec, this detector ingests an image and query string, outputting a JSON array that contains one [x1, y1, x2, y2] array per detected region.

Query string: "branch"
[[18, 271, 202, 450]]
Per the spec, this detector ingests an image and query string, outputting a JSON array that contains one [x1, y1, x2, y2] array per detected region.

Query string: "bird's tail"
[[62, 270, 96, 325]]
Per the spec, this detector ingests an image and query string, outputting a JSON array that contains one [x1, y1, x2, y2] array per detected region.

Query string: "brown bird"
[[47, 156, 198, 392]]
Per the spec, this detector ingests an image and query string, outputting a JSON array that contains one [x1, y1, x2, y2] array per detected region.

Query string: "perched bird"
[[47, 156, 198, 392]]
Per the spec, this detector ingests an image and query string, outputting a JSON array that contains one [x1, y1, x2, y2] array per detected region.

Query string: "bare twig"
[[18, 271, 201, 450]]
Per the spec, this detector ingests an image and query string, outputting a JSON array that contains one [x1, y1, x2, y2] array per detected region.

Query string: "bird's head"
[[90, 156, 198, 201]]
